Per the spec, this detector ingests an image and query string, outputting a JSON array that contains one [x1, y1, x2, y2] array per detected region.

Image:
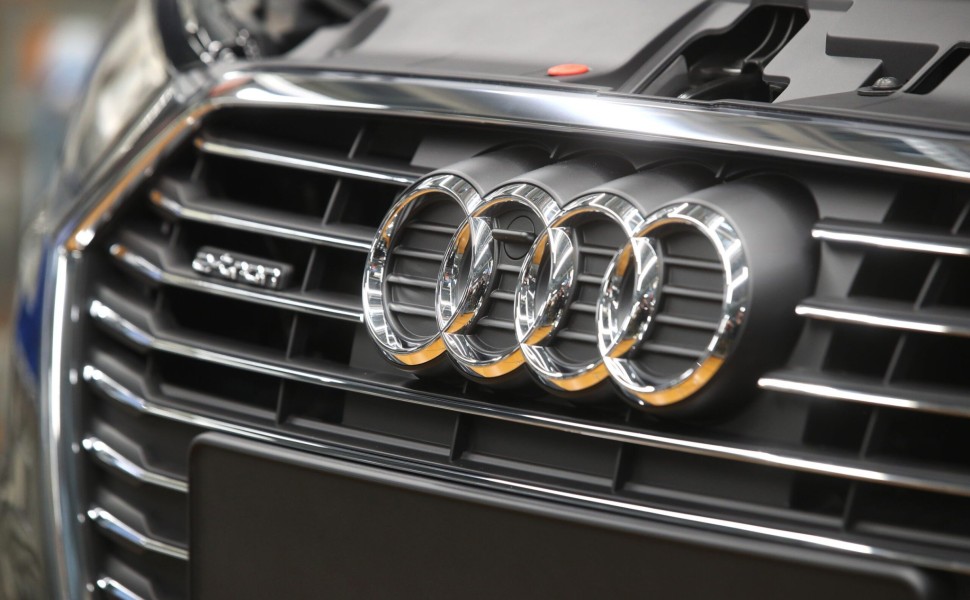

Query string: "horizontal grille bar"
[[796, 297, 970, 337], [391, 247, 444, 261], [386, 274, 437, 289], [82, 436, 187, 493], [576, 274, 604, 285], [661, 285, 723, 301], [87, 507, 188, 561], [110, 244, 363, 322], [96, 576, 144, 600], [578, 244, 618, 258], [653, 313, 720, 330], [85, 297, 970, 497], [759, 370, 970, 418], [387, 301, 436, 317], [813, 218, 970, 256], [195, 133, 423, 186], [151, 180, 374, 251], [639, 341, 706, 359], [663, 256, 722, 271]]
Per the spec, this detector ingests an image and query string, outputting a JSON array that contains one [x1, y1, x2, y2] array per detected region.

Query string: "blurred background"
[[0, 0, 115, 317]]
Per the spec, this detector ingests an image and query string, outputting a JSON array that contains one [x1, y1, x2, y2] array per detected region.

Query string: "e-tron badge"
[[192, 246, 293, 290]]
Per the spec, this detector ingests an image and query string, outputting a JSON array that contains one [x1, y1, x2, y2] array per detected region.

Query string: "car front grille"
[[69, 97, 970, 598]]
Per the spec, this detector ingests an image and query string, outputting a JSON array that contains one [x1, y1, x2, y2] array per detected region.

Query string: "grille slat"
[[82, 437, 188, 493], [195, 132, 424, 185], [151, 179, 376, 251], [653, 313, 720, 330], [813, 218, 970, 256], [390, 247, 445, 261], [109, 243, 363, 322], [385, 274, 437, 289], [386, 301, 436, 317], [661, 285, 724, 302], [662, 256, 723, 271], [796, 296, 970, 337], [96, 576, 146, 600], [761, 370, 970, 418], [87, 507, 189, 561], [638, 341, 708, 359], [576, 273, 604, 285]]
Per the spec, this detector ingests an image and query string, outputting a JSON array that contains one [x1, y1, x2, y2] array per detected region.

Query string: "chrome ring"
[[515, 193, 646, 393], [437, 183, 561, 379], [597, 202, 748, 407], [363, 173, 483, 367]]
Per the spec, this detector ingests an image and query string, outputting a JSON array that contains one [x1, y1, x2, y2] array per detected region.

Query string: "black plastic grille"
[[386, 200, 463, 341], [73, 107, 970, 597]]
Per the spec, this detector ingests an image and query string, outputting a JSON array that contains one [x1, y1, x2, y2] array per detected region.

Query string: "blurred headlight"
[[61, 0, 169, 183]]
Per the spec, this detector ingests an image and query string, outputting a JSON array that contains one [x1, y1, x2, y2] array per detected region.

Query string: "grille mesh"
[[73, 107, 970, 597]]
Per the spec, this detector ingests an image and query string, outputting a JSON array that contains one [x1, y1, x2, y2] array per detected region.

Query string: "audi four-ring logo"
[[363, 172, 750, 409]]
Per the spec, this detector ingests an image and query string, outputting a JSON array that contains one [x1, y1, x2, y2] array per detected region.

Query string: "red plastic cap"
[[547, 63, 590, 77]]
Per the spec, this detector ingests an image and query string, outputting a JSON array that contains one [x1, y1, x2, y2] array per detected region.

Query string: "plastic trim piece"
[[194, 133, 423, 186], [813, 219, 970, 256], [796, 297, 970, 337], [151, 182, 376, 251], [95, 576, 145, 600], [760, 371, 970, 419], [81, 436, 188, 493], [86, 507, 189, 561]]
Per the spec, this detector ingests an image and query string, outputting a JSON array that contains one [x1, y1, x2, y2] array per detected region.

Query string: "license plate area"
[[190, 433, 928, 599]]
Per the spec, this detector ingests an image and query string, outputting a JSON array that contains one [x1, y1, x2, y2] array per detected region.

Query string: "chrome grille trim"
[[150, 184, 375, 251], [79, 367, 970, 576], [85, 299, 970, 498], [195, 133, 423, 185], [43, 70, 970, 596], [109, 244, 364, 322], [95, 576, 145, 600], [65, 70, 970, 256], [813, 219, 970, 256], [759, 371, 970, 418], [86, 507, 189, 561], [796, 297, 970, 337], [81, 436, 188, 493]]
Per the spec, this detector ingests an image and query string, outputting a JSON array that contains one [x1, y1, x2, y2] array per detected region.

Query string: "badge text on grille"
[[191, 246, 293, 290]]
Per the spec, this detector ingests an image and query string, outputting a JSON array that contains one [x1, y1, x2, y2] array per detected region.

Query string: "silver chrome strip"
[[196, 134, 420, 185], [150, 186, 374, 251], [95, 576, 145, 600], [759, 372, 970, 418], [110, 244, 364, 322], [81, 436, 188, 493], [796, 298, 970, 337], [41, 250, 87, 599], [213, 70, 970, 182], [80, 365, 970, 575], [85, 299, 970, 498], [87, 507, 188, 561], [69, 70, 970, 255], [813, 219, 970, 256]]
